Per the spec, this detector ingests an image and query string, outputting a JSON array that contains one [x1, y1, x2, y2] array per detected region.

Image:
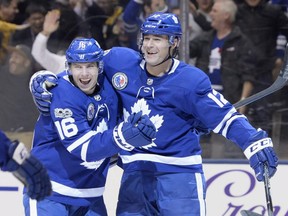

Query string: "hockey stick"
[[264, 164, 274, 216], [240, 164, 274, 216], [240, 210, 262, 216], [234, 43, 288, 109]]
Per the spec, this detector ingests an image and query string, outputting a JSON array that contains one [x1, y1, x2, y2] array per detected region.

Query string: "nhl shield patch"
[[87, 103, 95, 121], [112, 72, 128, 90]]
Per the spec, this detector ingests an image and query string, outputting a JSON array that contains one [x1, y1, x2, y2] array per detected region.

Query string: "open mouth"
[[80, 79, 91, 85]]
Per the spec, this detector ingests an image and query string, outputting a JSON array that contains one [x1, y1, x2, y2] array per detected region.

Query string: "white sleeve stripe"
[[67, 130, 97, 152], [243, 138, 273, 159], [208, 93, 224, 107], [213, 107, 237, 133], [221, 114, 247, 138]]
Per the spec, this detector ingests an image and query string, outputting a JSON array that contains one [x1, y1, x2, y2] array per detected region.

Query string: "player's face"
[[70, 62, 99, 94], [141, 34, 170, 66]]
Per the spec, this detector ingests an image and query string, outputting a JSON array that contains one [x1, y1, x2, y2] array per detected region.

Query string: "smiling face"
[[69, 62, 99, 95], [141, 34, 178, 76], [141, 34, 172, 64]]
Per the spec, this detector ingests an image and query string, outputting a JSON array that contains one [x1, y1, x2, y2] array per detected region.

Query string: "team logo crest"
[[112, 72, 128, 90], [87, 103, 95, 121]]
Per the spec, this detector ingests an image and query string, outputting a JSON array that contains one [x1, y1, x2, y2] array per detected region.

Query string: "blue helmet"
[[140, 12, 182, 44], [66, 38, 104, 63]]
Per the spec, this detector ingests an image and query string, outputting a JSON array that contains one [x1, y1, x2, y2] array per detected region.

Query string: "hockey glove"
[[244, 137, 278, 181], [3, 141, 52, 200], [113, 112, 157, 151], [29, 70, 58, 115]]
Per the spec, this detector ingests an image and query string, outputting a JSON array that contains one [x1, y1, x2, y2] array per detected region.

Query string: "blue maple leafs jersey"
[[32, 72, 120, 206], [103, 47, 264, 173]]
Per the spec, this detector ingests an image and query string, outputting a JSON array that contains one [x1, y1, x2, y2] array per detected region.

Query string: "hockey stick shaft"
[[234, 43, 288, 109], [264, 164, 274, 216]]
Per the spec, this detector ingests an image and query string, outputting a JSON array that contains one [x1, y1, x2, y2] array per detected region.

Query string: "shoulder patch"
[[87, 103, 95, 121], [54, 108, 73, 118], [112, 72, 128, 90]]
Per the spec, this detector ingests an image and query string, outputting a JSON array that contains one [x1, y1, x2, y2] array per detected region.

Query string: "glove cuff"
[[243, 138, 273, 159], [113, 122, 135, 151], [9, 141, 30, 165]]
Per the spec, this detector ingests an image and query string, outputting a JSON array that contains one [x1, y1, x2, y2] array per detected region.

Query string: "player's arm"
[[188, 76, 278, 182], [202, 91, 278, 181], [0, 130, 52, 200], [52, 109, 156, 162]]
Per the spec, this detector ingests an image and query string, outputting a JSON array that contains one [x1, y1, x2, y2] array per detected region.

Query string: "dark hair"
[[0, 0, 14, 7], [25, 3, 47, 17], [143, 0, 152, 7]]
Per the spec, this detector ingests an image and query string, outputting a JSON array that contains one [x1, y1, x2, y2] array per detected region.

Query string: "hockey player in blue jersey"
[[29, 13, 278, 216], [0, 130, 51, 201], [25, 38, 157, 215]]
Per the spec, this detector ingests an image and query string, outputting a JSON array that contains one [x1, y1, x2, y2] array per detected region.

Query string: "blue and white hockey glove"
[[3, 141, 52, 200], [29, 70, 58, 115], [243, 131, 278, 181], [113, 112, 157, 151]]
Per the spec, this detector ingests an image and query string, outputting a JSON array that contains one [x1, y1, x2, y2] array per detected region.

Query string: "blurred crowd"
[[0, 0, 288, 158]]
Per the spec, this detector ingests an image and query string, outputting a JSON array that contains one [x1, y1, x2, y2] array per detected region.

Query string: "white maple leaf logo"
[[81, 119, 108, 169], [81, 159, 105, 170], [124, 98, 163, 149]]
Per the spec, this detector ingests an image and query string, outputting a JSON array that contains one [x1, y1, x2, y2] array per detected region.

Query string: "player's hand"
[[4, 141, 52, 200], [29, 70, 58, 115], [113, 112, 157, 151], [244, 137, 278, 181]]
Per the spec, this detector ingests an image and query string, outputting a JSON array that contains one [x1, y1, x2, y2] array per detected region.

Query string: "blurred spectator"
[[123, 0, 169, 50], [85, 0, 124, 49], [0, 0, 19, 22], [32, 7, 129, 74], [68, 0, 97, 20], [190, 0, 256, 112], [269, 0, 288, 80], [235, 0, 288, 131], [0, 20, 29, 64], [31, 9, 65, 74], [45, 0, 88, 54], [172, 0, 213, 64], [188, 0, 213, 38], [104, 12, 130, 48], [0, 44, 38, 132], [0, 0, 29, 63], [11, 2, 47, 48]]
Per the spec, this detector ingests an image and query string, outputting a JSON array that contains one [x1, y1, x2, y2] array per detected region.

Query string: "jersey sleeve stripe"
[[213, 107, 237, 133], [221, 114, 247, 138], [67, 131, 97, 152]]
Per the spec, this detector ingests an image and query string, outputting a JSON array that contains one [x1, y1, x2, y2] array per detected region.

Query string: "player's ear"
[[173, 37, 181, 48]]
